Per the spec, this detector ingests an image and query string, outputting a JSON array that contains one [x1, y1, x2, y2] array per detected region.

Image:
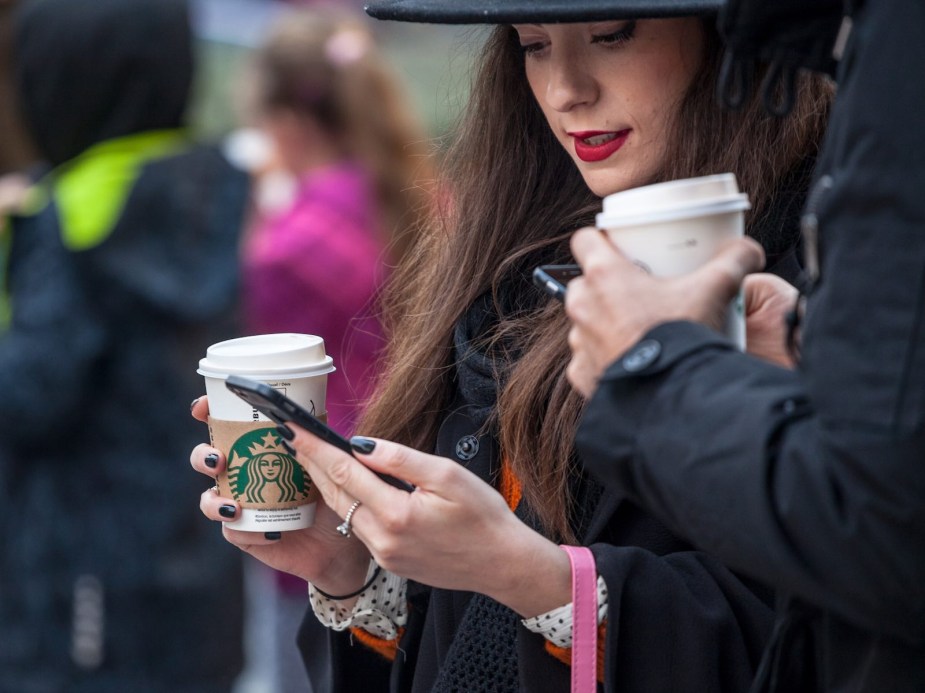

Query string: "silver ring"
[[336, 500, 361, 538]]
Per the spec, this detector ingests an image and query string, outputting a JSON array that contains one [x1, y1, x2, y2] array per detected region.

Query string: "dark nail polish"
[[204, 453, 219, 469], [219, 505, 236, 519], [276, 424, 295, 441], [350, 436, 376, 454], [264, 532, 282, 541], [281, 441, 296, 456]]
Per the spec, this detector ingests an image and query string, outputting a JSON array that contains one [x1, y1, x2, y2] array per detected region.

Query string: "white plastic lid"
[[197, 333, 335, 379], [596, 173, 751, 229]]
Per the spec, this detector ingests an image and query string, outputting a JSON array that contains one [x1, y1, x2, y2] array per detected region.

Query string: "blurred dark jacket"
[[0, 0, 247, 689]]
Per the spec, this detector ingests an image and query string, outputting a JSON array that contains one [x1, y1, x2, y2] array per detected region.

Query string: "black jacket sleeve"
[[578, 319, 925, 646], [596, 544, 772, 692], [515, 531, 773, 693], [576, 0, 925, 647]]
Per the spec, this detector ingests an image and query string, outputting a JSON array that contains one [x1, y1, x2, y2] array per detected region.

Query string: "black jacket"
[[576, 1, 925, 690]]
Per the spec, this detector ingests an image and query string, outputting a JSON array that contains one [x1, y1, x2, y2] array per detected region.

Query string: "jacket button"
[[455, 435, 479, 461], [622, 339, 661, 372]]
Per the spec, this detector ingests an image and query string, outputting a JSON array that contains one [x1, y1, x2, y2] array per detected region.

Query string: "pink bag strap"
[[560, 545, 598, 693]]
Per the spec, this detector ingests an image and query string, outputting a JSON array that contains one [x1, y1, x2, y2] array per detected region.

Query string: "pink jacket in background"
[[242, 162, 388, 438]]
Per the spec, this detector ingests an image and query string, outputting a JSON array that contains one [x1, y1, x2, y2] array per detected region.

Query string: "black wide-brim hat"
[[364, 0, 723, 24]]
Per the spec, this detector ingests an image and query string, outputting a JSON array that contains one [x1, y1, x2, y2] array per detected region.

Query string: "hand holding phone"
[[225, 375, 414, 492], [532, 264, 582, 302]]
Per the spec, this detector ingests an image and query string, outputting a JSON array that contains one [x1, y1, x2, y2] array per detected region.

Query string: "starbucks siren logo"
[[227, 428, 311, 503]]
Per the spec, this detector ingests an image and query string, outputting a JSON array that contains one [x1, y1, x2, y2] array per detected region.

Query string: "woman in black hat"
[[192, 1, 831, 691]]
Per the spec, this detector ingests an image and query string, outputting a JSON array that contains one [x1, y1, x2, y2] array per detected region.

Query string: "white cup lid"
[[596, 173, 751, 228], [198, 333, 335, 379]]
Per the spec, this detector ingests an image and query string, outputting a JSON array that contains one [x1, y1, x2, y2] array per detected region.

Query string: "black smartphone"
[[532, 264, 583, 302], [224, 375, 414, 492]]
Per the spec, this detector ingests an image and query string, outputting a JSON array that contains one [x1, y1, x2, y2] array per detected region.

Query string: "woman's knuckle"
[[374, 537, 400, 565], [430, 465, 455, 489], [584, 257, 608, 281], [387, 445, 411, 473], [379, 507, 406, 534], [327, 458, 354, 487]]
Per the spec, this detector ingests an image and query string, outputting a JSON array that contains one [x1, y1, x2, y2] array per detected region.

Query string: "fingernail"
[[281, 441, 296, 456], [190, 397, 201, 412], [219, 505, 236, 519], [264, 532, 281, 540], [350, 436, 376, 454], [276, 424, 295, 441], [204, 453, 219, 469]]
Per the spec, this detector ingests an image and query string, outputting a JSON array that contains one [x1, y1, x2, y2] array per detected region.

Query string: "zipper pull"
[[833, 15, 854, 62], [71, 574, 105, 670], [801, 175, 834, 289]]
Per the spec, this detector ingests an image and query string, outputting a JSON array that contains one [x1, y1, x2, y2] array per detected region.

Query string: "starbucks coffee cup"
[[595, 173, 752, 349], [197, 333, 335, 531]]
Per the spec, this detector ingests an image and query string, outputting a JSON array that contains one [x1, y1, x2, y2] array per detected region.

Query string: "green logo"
[[227, 428, 311, 503]]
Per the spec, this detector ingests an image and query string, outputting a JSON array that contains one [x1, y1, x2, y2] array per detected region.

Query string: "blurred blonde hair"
[[248, 9, 434, 264]]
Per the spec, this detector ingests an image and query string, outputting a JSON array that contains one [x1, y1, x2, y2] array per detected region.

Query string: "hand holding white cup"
[[594, 173, 751, 349]]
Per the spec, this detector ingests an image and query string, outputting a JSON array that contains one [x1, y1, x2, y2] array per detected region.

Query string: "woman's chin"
[[585, 170, 659, 199], [583, 173, 638, 199]]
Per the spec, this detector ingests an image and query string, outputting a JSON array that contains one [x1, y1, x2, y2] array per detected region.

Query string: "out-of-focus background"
[[0, 1, 482, 692], [0, 0, 482, 174]]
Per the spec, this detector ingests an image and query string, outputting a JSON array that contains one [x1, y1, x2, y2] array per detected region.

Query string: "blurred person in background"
[[230, 9, 434, 691], [0, 0, 247, 689], [242, 7, 432, 436]]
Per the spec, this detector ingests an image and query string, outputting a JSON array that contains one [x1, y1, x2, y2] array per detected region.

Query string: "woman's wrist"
[[310, 563, 408, 639], [310, 542, 372, 598], [314, 565, 382, 600], [486, 527, 572, 618]]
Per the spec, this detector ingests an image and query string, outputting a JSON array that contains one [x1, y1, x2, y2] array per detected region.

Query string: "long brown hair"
[[249, 10, 434, 263], [360, 21, 832, 542]]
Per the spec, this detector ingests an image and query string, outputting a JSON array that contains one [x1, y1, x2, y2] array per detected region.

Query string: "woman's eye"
[[519, 41, 548, 56], [591, 20, 637, 47]]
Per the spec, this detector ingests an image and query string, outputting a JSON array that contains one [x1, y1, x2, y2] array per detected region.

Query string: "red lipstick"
[[569, 130, 630, 163]]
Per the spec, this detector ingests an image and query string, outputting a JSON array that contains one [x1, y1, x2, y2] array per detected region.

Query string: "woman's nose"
[[545, 56, 597, 112]]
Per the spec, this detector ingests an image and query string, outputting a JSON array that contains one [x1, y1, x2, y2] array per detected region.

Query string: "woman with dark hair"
[[191, 1, 831, 690]]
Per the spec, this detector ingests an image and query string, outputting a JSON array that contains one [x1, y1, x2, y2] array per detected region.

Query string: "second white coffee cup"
[[595, 173, 751, 349]]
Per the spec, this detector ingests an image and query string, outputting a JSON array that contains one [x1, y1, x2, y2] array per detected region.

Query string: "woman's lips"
[[569, 129, 630, 163]]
